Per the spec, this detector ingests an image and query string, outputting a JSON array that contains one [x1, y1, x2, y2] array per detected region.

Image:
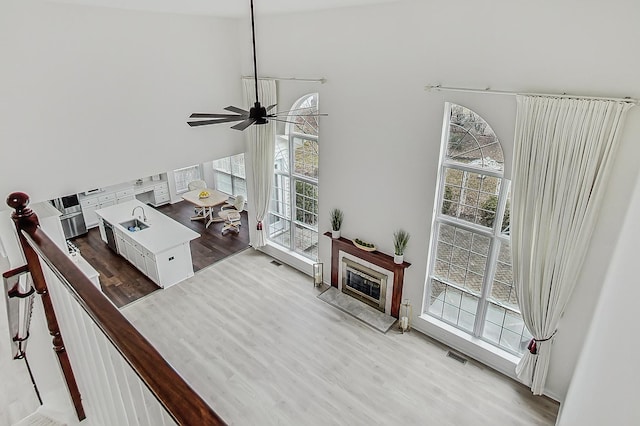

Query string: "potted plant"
[[393, 229, 410, 264], [330, 208, 343, 238]]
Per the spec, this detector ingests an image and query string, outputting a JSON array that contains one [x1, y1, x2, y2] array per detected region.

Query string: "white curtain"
[[242, 78, 276, 247], [512, 95, 632, 394]]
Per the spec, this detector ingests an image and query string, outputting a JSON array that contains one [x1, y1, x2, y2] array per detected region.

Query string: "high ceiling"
[[46, 0, 403, 17]]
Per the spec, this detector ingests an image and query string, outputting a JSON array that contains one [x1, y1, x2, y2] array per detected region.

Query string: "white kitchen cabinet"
[[81, 197, 100, 228], [116, 188, 135, 204], [144, 248, 159, 284], [152, 183, 170, 207], [155, 243, 193, 288], [123, 239, 134, 262], [133, 248, 146, 273], [115, 229, 126, 256], [82, 192, 117, 228], [99, 193, 116, 204], [95, 200, 198, 288]]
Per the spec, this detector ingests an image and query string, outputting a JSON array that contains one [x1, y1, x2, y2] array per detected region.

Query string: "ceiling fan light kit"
[[187, 0, 326, 131]]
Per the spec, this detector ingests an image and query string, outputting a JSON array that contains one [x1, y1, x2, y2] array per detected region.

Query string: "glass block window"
[[425, 103, 527, 356]]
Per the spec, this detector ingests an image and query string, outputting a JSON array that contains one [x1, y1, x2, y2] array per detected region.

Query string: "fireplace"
[[341, 258, 387, 312], [325, 233, 411, 318]]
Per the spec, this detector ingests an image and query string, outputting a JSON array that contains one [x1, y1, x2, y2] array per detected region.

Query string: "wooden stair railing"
[[7, 192, 226, 425]]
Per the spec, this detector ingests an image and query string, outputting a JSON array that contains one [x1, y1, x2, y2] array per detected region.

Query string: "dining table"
[[181, 188, 229, 228]]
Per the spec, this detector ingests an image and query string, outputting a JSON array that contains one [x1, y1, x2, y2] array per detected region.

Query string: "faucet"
[[132, 206, 147, 222]]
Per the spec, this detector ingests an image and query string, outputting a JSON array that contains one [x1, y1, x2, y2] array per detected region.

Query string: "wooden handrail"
[[7, 192, 226, 425]]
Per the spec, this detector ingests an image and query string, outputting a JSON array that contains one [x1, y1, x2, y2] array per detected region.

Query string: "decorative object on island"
[[313, 262, 324, 287], [353, 238, 376, 252], [330, 208, 343, 238], [393, 229, 410, 264], [399, 299, 412, 333]]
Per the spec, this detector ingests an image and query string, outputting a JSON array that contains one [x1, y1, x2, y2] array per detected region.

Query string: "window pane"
[[212, 157, 231, 173], [501, 186, 511, 235], [231, 153, 246, 178], [289, 94, 318, 136], [446, 104, 503, 171], [434, 223, 489, 295], [490, 240, 518, 308], [232, 176, 247, 200], [442, 168, 502, 228], [483, 303, 532, 355], [293, 137, 319, 179], [275, 136, 290, 174], [270, 175, 291, 219], [294, 223, 318, 259], [428, 280, 477, 333], [294, 180, 318, 227], [215, 171, 232, 195], [173, 165, 201, 193], [268, 214, 290, 248]]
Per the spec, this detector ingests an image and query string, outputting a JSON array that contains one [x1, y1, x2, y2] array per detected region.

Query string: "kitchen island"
[[95, 199, 199, 288]]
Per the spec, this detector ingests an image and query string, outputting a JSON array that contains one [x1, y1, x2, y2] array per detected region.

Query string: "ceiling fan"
[[187, 0, 326, 131]]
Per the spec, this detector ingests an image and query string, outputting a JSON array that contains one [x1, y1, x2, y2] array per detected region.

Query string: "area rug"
[[318, 287, 397, 333]]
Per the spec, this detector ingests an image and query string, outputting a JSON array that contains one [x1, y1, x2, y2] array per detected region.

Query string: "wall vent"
[[446, 351, 468, 365], [270, 260, 282, 267]]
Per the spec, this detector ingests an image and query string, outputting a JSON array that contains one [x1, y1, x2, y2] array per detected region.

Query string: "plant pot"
[[394, 254, 404, 264], [332, 230, 341, 239]]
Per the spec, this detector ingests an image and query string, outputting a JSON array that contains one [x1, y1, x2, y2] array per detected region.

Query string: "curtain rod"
[[243, 76, 326, 84], [425, 84, 638, 105]]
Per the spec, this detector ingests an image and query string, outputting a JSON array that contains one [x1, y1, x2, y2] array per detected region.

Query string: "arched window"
[[425, 103, 531, 355], [268, 94, 319, 259]]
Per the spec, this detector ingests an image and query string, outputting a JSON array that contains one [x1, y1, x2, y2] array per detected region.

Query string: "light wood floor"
[[122, 249, 559, 426]]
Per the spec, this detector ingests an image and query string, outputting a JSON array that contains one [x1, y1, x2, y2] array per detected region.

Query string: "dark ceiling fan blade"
[[188, 116, 246, 127], [230, 118, 257, 131], [266, 104, 277, 112], [190, 113, 244, 119], [224, 106, 249, 115]]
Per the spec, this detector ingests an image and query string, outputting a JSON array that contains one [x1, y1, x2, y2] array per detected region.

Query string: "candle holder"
[[399, 299, 412, 333], [313, 262, 323, 287]]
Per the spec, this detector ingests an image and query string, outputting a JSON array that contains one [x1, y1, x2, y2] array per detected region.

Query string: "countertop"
[[95, 199, 199, 254]]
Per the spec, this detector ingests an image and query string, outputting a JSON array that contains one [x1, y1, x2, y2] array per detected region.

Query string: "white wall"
[[557, 169, 640, 425], [248, 0, 640, 400], [3, 0, 640, 405], [0, 0, 245, 203]]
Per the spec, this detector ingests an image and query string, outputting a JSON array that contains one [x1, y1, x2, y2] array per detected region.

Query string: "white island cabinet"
[[95, 200, 199, 288]]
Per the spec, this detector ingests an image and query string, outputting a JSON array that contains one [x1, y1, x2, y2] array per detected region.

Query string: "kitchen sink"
[[120, 218, 149, 232]]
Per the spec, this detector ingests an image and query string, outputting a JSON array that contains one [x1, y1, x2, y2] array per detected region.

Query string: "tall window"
[[425, 103, 531, 356], [173, 165, 201, 194], [212, 153, 247, 200], [268, 94, 319, 260]]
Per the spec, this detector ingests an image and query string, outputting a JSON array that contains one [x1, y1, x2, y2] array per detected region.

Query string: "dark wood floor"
[[73, 201, 250, 308]]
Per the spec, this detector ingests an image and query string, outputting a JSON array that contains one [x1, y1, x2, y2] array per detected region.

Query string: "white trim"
[[414, 314, 567, 401], [259, 241, 315, 277]]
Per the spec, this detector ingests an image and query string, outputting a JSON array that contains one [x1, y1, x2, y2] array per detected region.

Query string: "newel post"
[[7, 192, 86, 421]]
